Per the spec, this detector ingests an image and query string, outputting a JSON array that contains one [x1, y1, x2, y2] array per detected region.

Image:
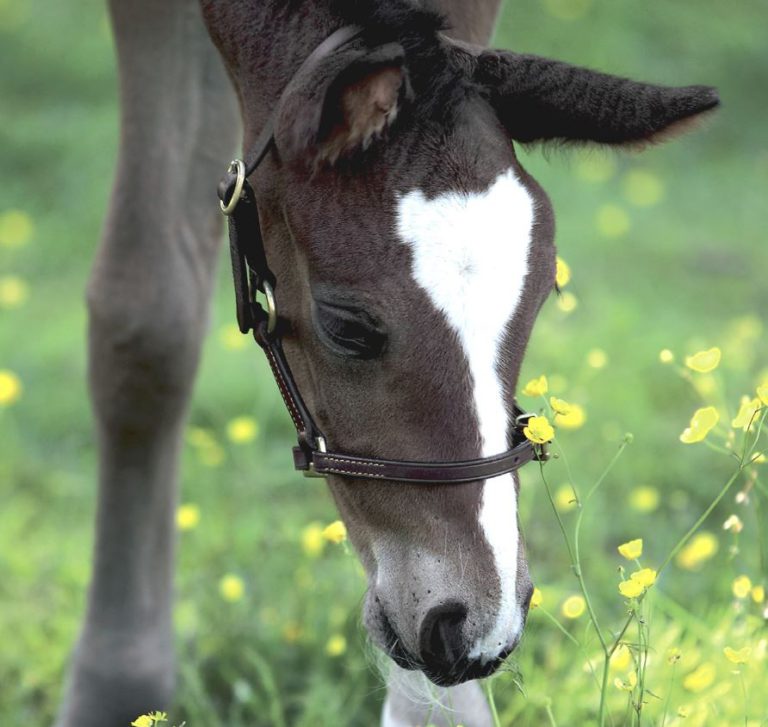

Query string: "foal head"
[[203, 2, 718, 685]]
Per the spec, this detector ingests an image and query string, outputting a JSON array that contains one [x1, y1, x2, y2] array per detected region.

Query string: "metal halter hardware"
[[217, 25, 549, 484]]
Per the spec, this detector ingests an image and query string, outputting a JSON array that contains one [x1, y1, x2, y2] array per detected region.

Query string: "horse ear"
[[275, 42, 409, 165], [473, 50, 719, 147]]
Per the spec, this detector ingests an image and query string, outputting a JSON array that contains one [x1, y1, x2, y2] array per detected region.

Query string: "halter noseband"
[[217, 25, 548, 484]]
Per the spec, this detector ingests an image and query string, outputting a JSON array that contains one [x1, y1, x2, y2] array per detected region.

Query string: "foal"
[[56, 1, 717, 725]]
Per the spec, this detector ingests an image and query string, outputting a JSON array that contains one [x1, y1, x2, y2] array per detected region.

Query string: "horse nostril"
[[419, 602, 468, 669]]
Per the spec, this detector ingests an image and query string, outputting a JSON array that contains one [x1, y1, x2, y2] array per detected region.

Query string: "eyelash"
[[312, 302, 388, 360]]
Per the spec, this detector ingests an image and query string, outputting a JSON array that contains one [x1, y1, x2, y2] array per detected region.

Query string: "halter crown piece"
[[217, 25, 548, 484]]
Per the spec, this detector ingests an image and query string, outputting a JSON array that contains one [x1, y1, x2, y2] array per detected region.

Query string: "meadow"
[[1, 0, 766, 725]]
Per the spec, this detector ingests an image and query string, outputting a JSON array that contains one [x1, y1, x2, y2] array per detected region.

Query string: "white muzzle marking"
[[396, 168, 535, 661]]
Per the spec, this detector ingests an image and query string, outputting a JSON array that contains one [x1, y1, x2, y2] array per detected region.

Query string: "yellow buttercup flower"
[[219, 574, 245, 602], [757, 384, 768, 406], [691, 374, 717, 398], [723, 646, 751, 665], [556, 291, 578, 313], [0, 209, 34, 248], [587, 348, 608, 369], [732, 396, 761, 431], [176, 503, 201, 531], [555, 404, 586, 430], [611, 644, 632, 672], [554, 484, 577, 512], [0, 275, 29, 309], [0, 369, 22, 407], [227, 416, 259, 443], [133, 710, 167, 724], [685, 347, 721, 373], [522, 375, 548, 397], [325, 634, 347, 657], [530, 587, 543, 610], [659, 349, 675, 364], [622, 169, 665, 207], [629, 486, 659, 513], [751, 585, 765, 603], [613, 670, 637, 692], [561, 594, 586, 619], [682, 662, 716, 692], [188, 427, 215, 448], [729, 314, 762, 341], [301, 523, 325, 557], [322, 520, 347, 544], [219, 322, 248, 351], [618, 538, 643, 560], [187, 427, 225, 467], [555, 256, 571, 288], [575, 153, 616, 183], [732, 575, 752, 599], [632, 568, 657, 587], [618, 579, 644, 598], [198, 443, 225, 467], [523, 415, 554, 444], [618, 567, 656, 598], [679, 406, 719, 444], [676, 532, 718, 570], [549, 396, 572, 415], [596, 204, 630, 238]]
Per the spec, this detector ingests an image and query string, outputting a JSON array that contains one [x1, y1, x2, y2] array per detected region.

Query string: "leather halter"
[[217, 25, 547, 483]]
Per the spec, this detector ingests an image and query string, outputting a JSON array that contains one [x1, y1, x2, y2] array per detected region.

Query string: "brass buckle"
[[220, 159, 246, 216], [303, 436, 327, 478], [261, 280, 278, 335], [515, 411, 534, 428]]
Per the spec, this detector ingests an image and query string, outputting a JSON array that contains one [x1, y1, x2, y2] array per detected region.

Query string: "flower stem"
[[598, 611, 635, 727], [657, 466, 742, 576], [545, 699, 559, 727], [541, 440, 630, 727], [538, 606, 581, 646], [739, 670, 748, 727], [659, 661, 678, 727], [483, 678, 502, 727]]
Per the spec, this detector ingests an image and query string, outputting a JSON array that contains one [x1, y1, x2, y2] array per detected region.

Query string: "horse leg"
[[54, 2, 239, 725], [382, 668, 492, 727]]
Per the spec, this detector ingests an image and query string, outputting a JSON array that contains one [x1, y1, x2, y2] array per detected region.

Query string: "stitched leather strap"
[[299, 438, 539, 483]]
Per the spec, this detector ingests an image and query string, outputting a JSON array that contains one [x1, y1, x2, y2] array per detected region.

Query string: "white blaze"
[[396, 168, 534, 661]]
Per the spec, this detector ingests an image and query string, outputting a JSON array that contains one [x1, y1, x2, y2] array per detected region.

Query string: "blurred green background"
[[1, 0, 766, 725]]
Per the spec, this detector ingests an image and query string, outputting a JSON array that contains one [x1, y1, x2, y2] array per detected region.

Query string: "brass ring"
[[220, 159, 246, 215], [262, 280, 278, 335]]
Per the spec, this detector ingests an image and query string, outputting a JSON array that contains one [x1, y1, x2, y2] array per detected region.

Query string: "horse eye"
[[312, 300, 387, 360]]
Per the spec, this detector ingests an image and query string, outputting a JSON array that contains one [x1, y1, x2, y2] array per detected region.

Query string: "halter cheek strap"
[[217, 25, 549, 484]]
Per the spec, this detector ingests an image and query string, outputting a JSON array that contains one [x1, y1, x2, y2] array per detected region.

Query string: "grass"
[[1, 0, 767, 725]]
